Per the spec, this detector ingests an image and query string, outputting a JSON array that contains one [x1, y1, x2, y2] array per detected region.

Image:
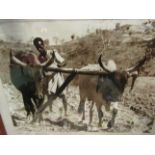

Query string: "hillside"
[[61, 30, 155, 76]]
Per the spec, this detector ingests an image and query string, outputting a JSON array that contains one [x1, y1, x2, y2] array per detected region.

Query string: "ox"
[[10, 50, 69, 121], [10, 50, 53, 116], [78, 54, 149, 128]]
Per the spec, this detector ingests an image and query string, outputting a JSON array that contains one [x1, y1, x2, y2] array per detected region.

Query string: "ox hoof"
[[88, 122, 92, 126], [78, 120, 85, 125], [98, 123, 102, 128], [64, 112, 68, 117], [107, 121, 114, 129]]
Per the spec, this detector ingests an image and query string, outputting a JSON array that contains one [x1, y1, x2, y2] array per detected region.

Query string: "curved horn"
[[126, 53, 148, 73], [33, 51, 55, 68], [34, 55, 54, 68], [10, 50, 27, 67], [98, 54, 111, 73], [17, 52, 55, 68], [10, 50, 54, 68], [42, 56, 54, 68]]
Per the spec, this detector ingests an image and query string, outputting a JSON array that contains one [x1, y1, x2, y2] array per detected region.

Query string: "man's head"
[[33, 37, 46, 55]]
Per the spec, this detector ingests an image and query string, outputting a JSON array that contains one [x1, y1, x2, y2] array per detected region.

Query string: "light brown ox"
[[78, 54, 149, 128]]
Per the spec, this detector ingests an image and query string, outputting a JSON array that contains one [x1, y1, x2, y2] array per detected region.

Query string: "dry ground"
[[2, 76, 155, 134]]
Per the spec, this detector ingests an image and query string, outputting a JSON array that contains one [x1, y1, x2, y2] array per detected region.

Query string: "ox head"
[[10, 50, 54, 99], [97, 53, 149, 102]]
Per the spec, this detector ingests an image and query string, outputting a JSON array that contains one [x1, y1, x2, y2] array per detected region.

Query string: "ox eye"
[[115, 74, 121, 80]]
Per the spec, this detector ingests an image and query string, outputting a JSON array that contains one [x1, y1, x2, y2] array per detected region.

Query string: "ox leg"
[[59, 94, 67, 116], [78, 98, 86, 122], [97, 105, 103, 127], [107, 102, 118, 128], [20, 85, 36, 116], [32, 95, 56, 123], [32, 96, 44, 109], [23, 96, 35, 117], [82, 106, 85, 121], [21, 92, 31, 116], [107, 108, 118, 128], [78, 99, 85, 114], [31, 96, 44, 122], [49, 103, 53, 112], [89, 101, 94, 125], [27, 97, 35, 116]]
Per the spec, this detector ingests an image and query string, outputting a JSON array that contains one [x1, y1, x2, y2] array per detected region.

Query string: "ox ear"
[[98, 54, 111, 73]]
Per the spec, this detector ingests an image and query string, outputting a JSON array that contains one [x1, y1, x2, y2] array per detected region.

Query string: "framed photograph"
[[0, 19, 155, 134]]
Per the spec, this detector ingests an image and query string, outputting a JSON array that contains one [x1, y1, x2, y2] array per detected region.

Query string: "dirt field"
[[2, 77, 155, 134]]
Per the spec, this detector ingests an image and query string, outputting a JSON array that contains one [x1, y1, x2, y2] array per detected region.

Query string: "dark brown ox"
[[10, 50, 54, 116], [78, 53, 149, 128]]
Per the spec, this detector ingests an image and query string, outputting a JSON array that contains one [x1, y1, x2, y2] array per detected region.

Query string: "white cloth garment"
[[45, 49, 65, 95]]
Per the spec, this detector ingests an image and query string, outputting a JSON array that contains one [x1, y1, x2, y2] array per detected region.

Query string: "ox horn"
[[126, 52, 150, 91], [10, 50, 27, 67], [41, 55, 54, 68], [32, 51, 55, 68], [98, 54, 111, 73], [126, 52, 149, 73], [10, 50, 54, 68]]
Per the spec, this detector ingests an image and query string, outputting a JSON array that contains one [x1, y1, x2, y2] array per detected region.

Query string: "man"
[[33, 37, 67, 114]]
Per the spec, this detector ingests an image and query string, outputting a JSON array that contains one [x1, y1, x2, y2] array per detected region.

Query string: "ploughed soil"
[[2, 77, 155, 134]]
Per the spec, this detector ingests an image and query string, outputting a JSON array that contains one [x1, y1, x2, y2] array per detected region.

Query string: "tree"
[[71, 34, 75, 41], [115, 23, 120, 31]]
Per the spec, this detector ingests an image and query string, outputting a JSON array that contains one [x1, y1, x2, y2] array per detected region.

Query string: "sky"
[[0, 19, 147, 44]]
